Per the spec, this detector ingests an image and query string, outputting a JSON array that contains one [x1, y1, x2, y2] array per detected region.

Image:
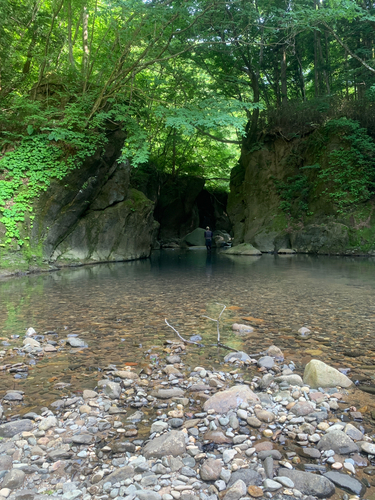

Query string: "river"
[[1, 250, 375, 415]]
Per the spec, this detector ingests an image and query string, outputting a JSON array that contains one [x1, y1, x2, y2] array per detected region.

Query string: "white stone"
[[276, 477, 294, 488], [222, 449, 237, 464]]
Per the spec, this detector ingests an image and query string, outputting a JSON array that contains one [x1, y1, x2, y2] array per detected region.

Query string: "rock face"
[[32, 132, 156, 264], [227, 132, 375, 254], [203, 385, 260, 413], [0, 129, 161, 274], [303, 359, 353, 388], [0, 130, 157, 273]]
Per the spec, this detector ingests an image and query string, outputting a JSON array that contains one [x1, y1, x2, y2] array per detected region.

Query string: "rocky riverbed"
[[0, 331, 375, 500]]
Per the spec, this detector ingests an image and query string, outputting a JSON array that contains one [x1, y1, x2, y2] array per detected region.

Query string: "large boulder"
[[224, 243, 261, 256], [303, 359, 353, 388], [183, 228, 206, 246], [203, 385, 259, 413]]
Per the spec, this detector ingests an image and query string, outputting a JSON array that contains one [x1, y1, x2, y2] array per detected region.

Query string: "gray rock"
[[38, 415, 57, 431], [227, 469, 262, 487], [13, 488, 37, 500], [137, 491, 162, 500], [324, 471, 366, 496], [72, 433, 93, 445], [276, 476, 294, 488], [280, 469, 335, 498], [2, 469, 25, 489], [104, 381, 121, 399], [298, 447, 321, 459], [3, 392, 23, 401], [303, 359, 353, 388], [263, 456, 274, 479], [151, 421, 169, 433], [183, 228, 206, 246], [274, 374, 304, 386], [62, 491, 82, 500], [200, 458, 223, 481], [222, 479, 247, 500], [259, 374, 274, 390], [344, 423, 363, 441], [258, 450, 282, 460], [83, 389, 98, 399], [112, 441, 136, 453], [47, 447, 73, 461], [246, 416, 262, 428], [66, 337, 85, 347], [143, 430, 186, 458], [170, 418, 184, 428], [224, 352, 251, 363], [317, 430, 358, 454], [290, 401, 316, 416], [263, 479, 282, 491], [361, 442, 375, 454], [102, 466, 135, 485], [203, 385, 259, 414], [224, 243, 261, 256], [152, 388, 185, 399], [181, 466, 197, 477], [0, 420, 34, 438], [166, 355, 181, 363], [257, 356, 274, 369], [0, 456, 12, 471]]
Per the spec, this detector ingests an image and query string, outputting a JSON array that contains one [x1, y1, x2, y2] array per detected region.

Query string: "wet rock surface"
[[0, 338, 374, 500]]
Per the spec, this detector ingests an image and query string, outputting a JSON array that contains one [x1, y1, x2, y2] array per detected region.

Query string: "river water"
[[1, 250, 375, 415]]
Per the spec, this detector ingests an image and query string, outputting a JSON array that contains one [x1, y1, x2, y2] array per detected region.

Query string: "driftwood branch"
[[165, 319, 204, 346], [202, 303, 226, 343]]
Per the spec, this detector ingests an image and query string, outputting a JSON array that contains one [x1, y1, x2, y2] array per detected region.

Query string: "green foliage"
[[274, 174, 310, 217], [318, 118, 375, 213], [0, 133, 100, 246]]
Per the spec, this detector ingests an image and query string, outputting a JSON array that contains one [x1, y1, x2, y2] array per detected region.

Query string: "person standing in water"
[[204, 226, 213, 251]]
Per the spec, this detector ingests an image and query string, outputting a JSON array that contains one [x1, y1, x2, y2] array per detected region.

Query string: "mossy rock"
[[224, 243, 262, 256]]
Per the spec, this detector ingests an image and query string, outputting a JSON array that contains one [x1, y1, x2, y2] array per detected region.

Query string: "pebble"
[[0, 341, 373, 500]]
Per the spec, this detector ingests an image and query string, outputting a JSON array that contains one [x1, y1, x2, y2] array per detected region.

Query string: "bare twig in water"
[[202, 303, 226, 343], [165, 319, 204, 346]]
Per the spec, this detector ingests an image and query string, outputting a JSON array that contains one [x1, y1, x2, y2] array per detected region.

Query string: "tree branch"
[[322, 21, 375, 75]]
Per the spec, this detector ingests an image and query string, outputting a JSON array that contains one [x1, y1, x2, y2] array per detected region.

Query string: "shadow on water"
[[1, 250, 375, 411]]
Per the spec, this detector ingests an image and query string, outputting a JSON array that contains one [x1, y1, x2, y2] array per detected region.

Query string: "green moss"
[[124, 188, 154, 211]]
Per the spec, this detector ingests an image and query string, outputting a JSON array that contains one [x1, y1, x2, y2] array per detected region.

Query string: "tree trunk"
[[82, 5, 89, 81], [67, 0, 76, 69], [281, 46, 287, 105]]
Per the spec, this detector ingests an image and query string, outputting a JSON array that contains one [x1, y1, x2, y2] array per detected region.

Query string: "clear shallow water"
[[1, 250, 375, 413]]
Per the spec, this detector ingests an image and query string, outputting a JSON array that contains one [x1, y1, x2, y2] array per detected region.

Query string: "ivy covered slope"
[[228, 118, 375, 255], [0, 128, 156, 275]]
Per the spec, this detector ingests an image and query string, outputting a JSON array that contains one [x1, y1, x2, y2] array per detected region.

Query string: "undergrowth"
[[0, 133, 102, 246]]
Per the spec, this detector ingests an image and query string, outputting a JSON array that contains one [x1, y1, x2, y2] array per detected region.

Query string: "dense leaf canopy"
[[1, 0, 375, 185]]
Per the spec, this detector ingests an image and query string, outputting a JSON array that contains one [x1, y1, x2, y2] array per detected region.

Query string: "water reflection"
[[1, 251, 375, 411]]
